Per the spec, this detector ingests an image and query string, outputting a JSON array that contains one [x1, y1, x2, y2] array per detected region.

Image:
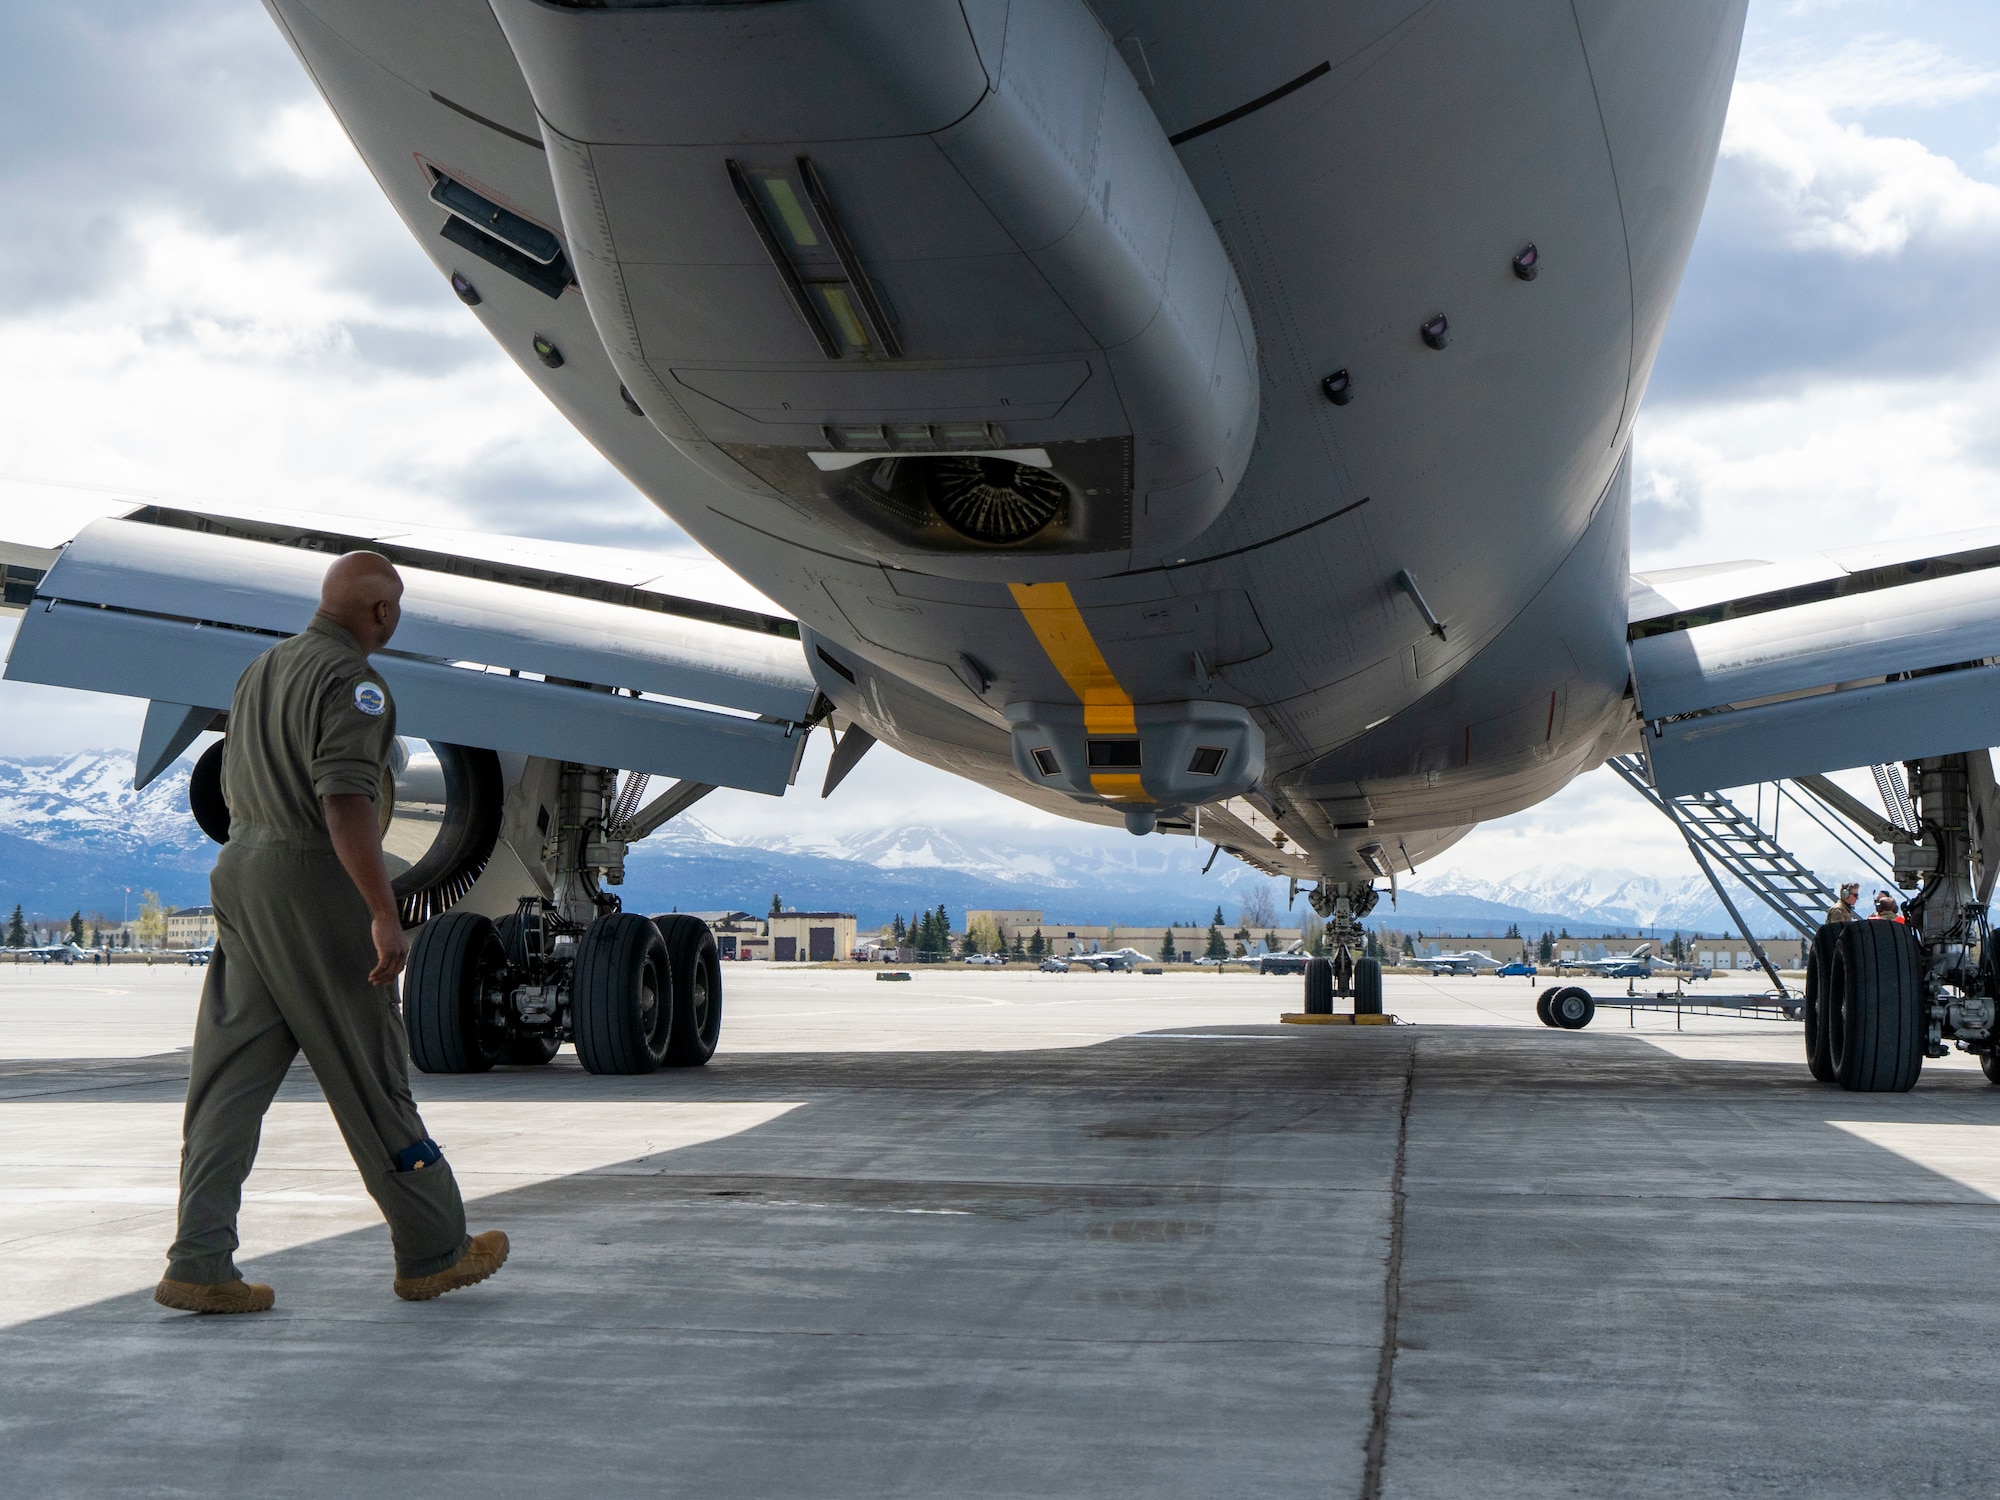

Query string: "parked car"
[[1495, 961, 1537, 977], [1259, 953, 1310, 975], [963, 952, 1005, 965], [1038, 956, 1071, 972]]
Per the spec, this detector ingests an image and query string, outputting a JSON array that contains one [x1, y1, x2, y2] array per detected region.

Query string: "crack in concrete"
[[1363, 1038, 1417, 1500]]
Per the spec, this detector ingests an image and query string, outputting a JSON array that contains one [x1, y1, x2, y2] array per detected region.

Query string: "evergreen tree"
[[1505, 922, 1521, 939], [1010, 931, 1026, 961], [770, 894, 784, 916], [1028, 929, 1046, 960], [1158, 927, 1178, 962], [891, 914, 906, 946], [1364, 929, 1381, 959], [1538, 930, 1555, 964], [69, 911, 84, 945], [937, 904, 954, 955], [1204, 919, 1228, 961], [5, 904, 23, 948], [1401, 932, 1416, 957]]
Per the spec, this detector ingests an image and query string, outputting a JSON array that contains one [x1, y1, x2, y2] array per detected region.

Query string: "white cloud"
[[1723, 38, 2000, 256], [251, 99, 362, 183], [1632, 356, 2000, 572]]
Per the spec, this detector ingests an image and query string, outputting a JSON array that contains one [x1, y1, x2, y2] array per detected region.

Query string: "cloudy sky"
[[1, 0, 1995, 896]]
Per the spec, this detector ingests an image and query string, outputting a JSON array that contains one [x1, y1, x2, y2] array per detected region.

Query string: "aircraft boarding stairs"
[[1607, 754, 1937, 1004]]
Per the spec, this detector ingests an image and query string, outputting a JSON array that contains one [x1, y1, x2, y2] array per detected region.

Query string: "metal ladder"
[[1606, 754, 1839, 997]]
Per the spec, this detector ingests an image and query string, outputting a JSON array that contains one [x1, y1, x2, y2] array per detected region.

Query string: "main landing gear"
[[405, 902, 723, 1075], [402, 758, 725, 1076], [1801, 754, 2000, 1093]]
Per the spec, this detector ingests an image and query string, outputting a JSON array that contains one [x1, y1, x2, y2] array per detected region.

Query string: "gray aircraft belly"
[[259, 0, 1746, 877]]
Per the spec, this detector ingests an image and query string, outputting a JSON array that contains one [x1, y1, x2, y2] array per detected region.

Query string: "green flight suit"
[[165, 615, 470, 1285]]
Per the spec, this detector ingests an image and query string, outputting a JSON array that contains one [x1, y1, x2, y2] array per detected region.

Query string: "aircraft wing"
[[1628, 526, 2000, 795], [2, 501, 822, 797]]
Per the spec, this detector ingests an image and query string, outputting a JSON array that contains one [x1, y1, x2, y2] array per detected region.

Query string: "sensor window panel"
[[1087, 739, 1143, 769], [429, 174, 562, 265]]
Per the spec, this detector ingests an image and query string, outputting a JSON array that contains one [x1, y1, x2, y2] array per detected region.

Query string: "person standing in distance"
[[155, 552, 507, 1314]]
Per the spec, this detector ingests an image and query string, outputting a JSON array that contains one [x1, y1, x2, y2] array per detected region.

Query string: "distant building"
[[165, 906, 217, 949], [689, 912, 767, 961], [765, 911, 857, 963]]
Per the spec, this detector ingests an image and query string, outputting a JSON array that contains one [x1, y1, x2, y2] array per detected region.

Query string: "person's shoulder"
[[294, 626, 391, 715]]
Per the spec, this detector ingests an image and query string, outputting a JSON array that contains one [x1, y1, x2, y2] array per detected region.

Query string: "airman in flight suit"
[[155, 552, 507, 1313]]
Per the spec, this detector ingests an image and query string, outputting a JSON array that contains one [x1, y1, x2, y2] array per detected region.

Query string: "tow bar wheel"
[[1549, 987, 1596, 1030], [573, 912, 671, 1075]]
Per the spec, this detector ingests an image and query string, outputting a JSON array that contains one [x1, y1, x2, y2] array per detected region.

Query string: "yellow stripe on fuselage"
[[1007, 582, 1150, 803]]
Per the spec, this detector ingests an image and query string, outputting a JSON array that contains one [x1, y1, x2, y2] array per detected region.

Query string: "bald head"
[[317, 551, 403, 654]]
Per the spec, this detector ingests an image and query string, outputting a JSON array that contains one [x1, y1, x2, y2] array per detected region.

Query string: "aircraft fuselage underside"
[[261, 0, 1749, 880]]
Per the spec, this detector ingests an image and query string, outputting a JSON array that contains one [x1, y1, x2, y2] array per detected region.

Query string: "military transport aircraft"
[[6, 1, 1999, 1093]]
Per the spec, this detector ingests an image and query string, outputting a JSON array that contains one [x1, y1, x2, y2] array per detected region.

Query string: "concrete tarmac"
[[2, 963, 1997, 1497]]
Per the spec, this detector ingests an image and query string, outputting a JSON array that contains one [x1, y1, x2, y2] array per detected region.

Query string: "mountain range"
[[0, 750, 1798, 936]]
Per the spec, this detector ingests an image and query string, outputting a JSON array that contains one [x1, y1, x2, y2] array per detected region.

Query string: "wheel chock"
[[1280, 1013, 1399, 1025]]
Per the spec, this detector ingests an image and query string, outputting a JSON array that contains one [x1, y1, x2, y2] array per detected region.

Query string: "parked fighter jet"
[[1068, 948, 1150, 973], [8, 3, 2000, 1091], [1568, 944, 1655, 978], [14, 941, 88, 966], [1416, 952, 1502, 977]]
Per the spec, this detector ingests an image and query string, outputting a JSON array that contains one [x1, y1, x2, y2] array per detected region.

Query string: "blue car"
[[1495, 961, 1538, 977]]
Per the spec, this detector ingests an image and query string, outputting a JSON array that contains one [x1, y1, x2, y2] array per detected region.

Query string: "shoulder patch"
[[352, 680, 387, 717]]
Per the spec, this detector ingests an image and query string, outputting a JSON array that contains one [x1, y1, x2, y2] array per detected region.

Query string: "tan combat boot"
[[393, 1229, 509, 1301], [154, 1278, 275, 1314]]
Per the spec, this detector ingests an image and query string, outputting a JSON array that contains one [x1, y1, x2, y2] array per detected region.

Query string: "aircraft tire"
[[1353, 958, 1383, 1015], [404, 911, 503, 1074], [1550, 986, 1595, 1030], [1802, 926, 1840, 1083], [654, 914, 723, 1067], [1979, 1051, 2000, 1086], [1829, 919, 1923, 1093], [573, 912, 671, 1075], [1535, 989, 1556, 1027], [1304, 958, 1334, 1015]]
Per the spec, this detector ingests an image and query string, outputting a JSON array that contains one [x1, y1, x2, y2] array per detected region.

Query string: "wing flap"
[[4, 514, 819, 795], [1629, 531, 2000, 796]]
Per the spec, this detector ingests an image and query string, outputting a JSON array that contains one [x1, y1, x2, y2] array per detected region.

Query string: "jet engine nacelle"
[[491, 0, 1258, 580]]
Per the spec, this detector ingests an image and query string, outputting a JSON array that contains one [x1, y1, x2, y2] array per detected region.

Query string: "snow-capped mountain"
[[0, 751, 209, 855], [756, 822, 1268, 894], [1405, 864, 1768, 935], [0, 751, 1789, 934]]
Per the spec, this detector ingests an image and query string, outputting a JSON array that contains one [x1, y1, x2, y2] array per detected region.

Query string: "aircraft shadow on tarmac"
[[5, 1028, 2000, 1498]]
